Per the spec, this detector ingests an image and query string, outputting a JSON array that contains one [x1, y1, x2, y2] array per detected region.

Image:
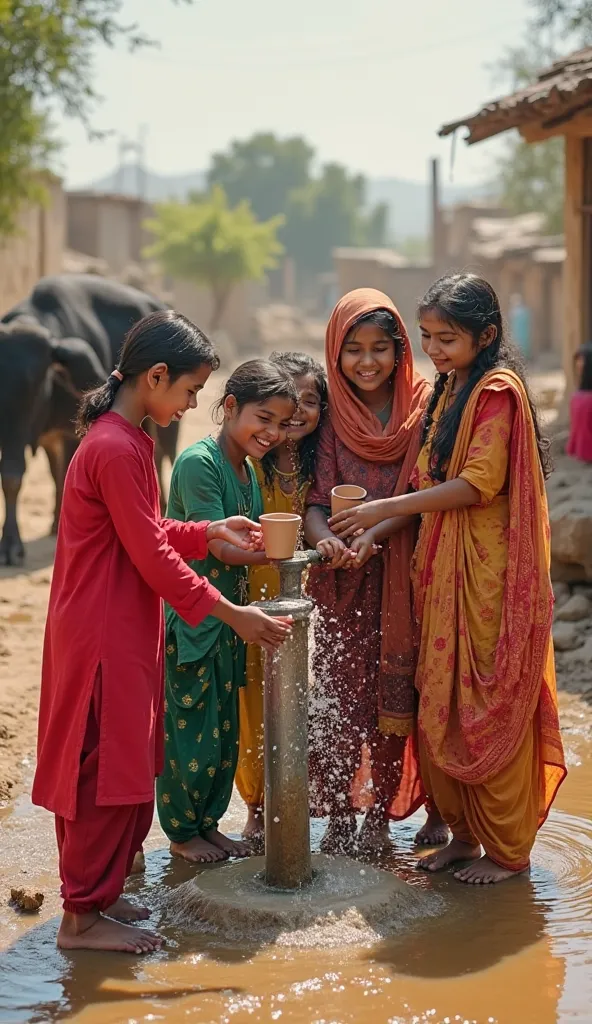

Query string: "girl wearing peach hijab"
[[304, 289, 447, 852]]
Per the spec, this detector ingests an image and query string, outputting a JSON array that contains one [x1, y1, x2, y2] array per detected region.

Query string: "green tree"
[[0, 0, 193, 236], [0, 93, 53, 238], [284, 163, 388, 279], [144, 186, 285, 330], [492, 2, 591, 231], [206, 133, 387, 288], [207, 133, 314, 225]]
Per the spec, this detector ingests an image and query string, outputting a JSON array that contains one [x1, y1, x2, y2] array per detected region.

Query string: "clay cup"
[[330, 485, 368, 517], [260, 513, 302, 560]]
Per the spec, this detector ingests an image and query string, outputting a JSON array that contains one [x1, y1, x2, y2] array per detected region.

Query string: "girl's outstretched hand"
[[328, 500, 388, 539], [316, 536, 356, 570], [231, 606, 293, 652], [207, 516, 263, 551], [349, 532, 381, 568]]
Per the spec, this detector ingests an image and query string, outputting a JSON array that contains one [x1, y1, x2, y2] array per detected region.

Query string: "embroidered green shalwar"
[[156, 435, 262, 842]]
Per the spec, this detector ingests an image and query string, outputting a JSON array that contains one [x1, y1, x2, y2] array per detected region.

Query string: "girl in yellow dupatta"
[[236, 352, 327, 841], [329, 274, 566, 884]]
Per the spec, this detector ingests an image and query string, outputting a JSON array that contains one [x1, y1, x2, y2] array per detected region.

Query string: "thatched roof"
[[440, 47, 592, 144]]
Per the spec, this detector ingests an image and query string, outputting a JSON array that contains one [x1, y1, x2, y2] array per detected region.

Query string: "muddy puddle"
[[0, 693, 590, 1024]]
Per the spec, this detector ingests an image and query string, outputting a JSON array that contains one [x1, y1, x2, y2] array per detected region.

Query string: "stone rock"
[[9, 888, 44, 913], [550, 499, 592, 579], [560, 636, 592, 666], [554, 593, 592, 623], [551, 559, 588, 584], [553, 582, 570, 610], [552, 621, 583, 652], [548, 455, 592, 582]]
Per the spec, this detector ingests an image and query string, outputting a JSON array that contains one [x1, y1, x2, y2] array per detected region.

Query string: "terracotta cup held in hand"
[[260, 513, 302, 560], [330, 485, 368, 517]]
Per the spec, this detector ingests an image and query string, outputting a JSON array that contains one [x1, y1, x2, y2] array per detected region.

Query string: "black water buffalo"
[[0, 274, 179, 566]]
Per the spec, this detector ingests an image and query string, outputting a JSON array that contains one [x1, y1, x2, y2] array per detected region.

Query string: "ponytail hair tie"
[[110, 369, 124, 382]]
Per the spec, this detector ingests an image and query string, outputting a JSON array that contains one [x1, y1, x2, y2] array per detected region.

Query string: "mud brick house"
[[66, 191, 152, 276]]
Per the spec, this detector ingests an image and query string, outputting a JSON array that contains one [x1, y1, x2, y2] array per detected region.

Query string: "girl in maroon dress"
[[305, 289, 448, 853], [33, 311, 291, 955]]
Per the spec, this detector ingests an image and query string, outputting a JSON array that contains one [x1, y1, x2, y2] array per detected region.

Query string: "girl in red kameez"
[[33, 311, 291, 955]]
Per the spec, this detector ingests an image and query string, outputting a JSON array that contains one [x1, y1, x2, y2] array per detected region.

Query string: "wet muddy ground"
[[0, 740, 591, 1024]]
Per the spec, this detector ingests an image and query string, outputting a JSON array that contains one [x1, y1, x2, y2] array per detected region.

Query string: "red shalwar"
[[32, 412, 221, 913]]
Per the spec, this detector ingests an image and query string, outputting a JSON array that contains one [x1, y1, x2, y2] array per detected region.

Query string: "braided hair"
[[419, 371, 448, 451], [418, 274, 551, 482]]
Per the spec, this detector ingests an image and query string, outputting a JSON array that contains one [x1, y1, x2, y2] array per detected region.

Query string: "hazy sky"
[[57, 0, 531, 188]]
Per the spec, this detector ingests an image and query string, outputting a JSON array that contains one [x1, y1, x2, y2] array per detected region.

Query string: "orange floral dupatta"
[[413, 369, 565, 816]]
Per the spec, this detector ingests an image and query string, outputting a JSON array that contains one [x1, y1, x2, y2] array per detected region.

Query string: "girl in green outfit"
[[157, 360, 297, 864]]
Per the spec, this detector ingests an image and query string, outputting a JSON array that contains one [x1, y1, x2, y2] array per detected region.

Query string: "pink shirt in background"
[[567, 390, 592, 463]]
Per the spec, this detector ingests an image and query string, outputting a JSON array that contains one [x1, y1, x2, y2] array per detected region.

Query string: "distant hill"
[[83, 165, 491, 242]]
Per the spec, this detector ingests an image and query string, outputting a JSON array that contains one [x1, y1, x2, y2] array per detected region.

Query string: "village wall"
[[0, 178, 66, 314]]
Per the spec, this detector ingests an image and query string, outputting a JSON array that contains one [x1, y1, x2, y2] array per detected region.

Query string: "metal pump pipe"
[[251, 550, 320, 890]]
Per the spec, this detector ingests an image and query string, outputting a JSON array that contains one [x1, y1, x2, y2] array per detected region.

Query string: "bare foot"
[[57, 911, 163, 954], [129, 851, 146, 875], [417, 838, 481, 872], [204, 829, 251, 859], [454, 856, 529, 885], [170, 836, 227, 864], [106, 896, 151, 922], [320, 813, 357, 856], [242, 807, 264, 842], [415, 809, 450, 846]]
